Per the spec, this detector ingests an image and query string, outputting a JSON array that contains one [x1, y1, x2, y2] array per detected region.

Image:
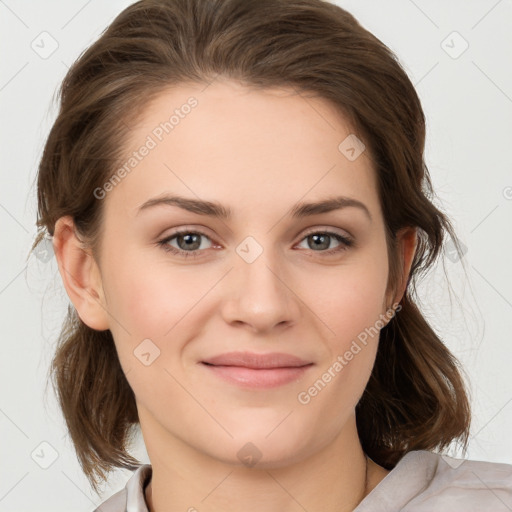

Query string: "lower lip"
[[202, 363, 313, 389]]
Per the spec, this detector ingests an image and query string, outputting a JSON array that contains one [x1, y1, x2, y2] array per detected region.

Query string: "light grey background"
[[1, 0, 511, 510]]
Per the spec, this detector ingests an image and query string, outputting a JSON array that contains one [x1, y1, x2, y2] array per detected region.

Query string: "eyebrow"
[[137, 194, 372, 221]]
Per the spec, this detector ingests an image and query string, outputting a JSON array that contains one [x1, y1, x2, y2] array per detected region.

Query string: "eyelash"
[[157, 228, 354, 259]]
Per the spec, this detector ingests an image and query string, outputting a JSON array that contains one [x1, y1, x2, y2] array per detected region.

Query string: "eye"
[[157, 229, 214, 258], [295, 230, 354, 256], [157, 228, 354, 259]]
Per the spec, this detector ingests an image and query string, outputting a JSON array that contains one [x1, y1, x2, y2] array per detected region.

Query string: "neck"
[[143, 416, 388, 512]]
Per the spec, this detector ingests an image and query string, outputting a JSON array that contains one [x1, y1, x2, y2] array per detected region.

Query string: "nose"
[[220, 248, 300, 334]]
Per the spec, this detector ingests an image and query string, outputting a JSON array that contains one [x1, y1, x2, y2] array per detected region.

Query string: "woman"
[[32, 0, 512, 510]]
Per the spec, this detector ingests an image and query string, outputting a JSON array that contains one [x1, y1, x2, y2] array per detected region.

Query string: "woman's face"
[[82, 79, 401, 468]]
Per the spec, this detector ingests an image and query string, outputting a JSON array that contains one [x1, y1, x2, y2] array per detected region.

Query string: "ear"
[[391, 226, 418, 307], [52, 216, 110, 331]]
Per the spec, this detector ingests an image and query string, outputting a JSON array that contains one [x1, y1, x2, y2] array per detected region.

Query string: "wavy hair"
[[31, 0, 471, 493]]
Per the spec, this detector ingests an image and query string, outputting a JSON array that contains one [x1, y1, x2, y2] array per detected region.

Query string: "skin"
[[53, 79, 417, 512]]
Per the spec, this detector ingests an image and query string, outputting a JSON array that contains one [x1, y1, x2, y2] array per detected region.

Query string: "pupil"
[[180, 233, 200, 250], [311, 234, 329, 250]]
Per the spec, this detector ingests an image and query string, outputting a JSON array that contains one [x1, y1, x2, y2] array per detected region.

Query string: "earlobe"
[[52, 216, 110, 331]]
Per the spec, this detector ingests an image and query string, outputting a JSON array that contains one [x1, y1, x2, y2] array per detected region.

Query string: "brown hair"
[[32, 0, 471, 493]]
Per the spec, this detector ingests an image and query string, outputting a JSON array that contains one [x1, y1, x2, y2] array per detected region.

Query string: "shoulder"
[[91, 464, 152, 512], [419, 451, 512, 510], [356, 450, 512, 512]]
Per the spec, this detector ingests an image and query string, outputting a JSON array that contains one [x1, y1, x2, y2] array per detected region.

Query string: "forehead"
[[104, 79, 379, 222]]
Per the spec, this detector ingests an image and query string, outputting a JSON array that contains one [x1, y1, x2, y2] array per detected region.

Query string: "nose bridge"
[[222, 235, 298, 331]]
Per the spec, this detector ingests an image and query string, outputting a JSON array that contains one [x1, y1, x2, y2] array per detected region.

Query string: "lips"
[[202, 351, 312, 368], [201, 351, 313, 388]]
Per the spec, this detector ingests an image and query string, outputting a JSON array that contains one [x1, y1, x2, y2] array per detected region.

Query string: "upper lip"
[[202, 351, 313, 369]]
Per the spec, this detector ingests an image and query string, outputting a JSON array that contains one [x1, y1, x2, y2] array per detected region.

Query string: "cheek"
[[296, 262, 388, 428], [103, 249, 207, 337], [313, 251, 389, 343]]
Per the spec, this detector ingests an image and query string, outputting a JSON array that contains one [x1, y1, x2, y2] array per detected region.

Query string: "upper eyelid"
[[161, 226, 353, 246]]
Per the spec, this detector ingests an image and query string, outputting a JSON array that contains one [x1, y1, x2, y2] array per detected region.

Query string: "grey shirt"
[[93, 450, 512, 511]]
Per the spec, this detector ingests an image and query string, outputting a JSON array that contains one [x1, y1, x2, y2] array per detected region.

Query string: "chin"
[[206, 424, 321, 470]]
